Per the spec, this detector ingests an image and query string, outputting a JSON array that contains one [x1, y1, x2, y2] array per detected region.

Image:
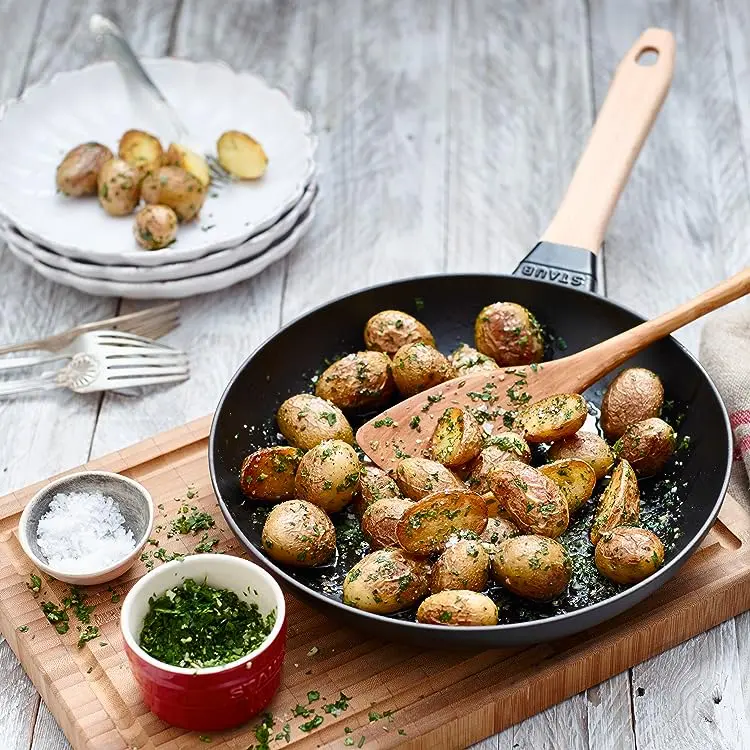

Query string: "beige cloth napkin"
[[699, 304, 750, 508]]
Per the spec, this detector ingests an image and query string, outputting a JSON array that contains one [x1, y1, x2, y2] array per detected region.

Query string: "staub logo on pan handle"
[[514, 242, 597, 293]]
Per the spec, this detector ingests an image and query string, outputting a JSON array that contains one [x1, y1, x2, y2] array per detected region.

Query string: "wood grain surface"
[[0, 0, 749, 748]]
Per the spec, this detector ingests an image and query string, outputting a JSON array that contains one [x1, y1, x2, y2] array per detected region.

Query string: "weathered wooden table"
[[1, 1, 749, 748]]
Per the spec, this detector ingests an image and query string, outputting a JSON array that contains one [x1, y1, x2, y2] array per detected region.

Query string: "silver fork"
[[89, 14, 232, 185], [0, 329, 180, 374], [0, 343, 189, 397]]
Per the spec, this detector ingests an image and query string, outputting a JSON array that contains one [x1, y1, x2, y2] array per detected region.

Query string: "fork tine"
[[105, 364, 190, 380], [93, 330, 175, 345], [103, 352, 189, 366], [102, 372, 189, 390]]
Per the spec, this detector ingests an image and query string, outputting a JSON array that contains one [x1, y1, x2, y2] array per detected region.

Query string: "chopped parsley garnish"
[[77, 625, 100, 649], [320, 412, 338, 426], [18, 625, 28, 632], [293, 704, 313, 717], [409, 415, 421, 431], [299, 715, 324, 732], [194, 534, 219, 553], [307, 690, 320, 703], [41, 601, 69, 634], [275, 723, 291, 743], [323, 691, 353, 716], [373, 417, 394, 428], [170, 510, 215, 535], [63, 587, 95, 624], [28, 573, 41, 596]]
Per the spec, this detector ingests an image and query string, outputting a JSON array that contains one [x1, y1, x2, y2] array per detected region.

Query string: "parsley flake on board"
[[77, 625, 100, 649], [138, 578, 275, 668], [40, 601, 69, 634], [170, 510, 215, 535], [299, 714, 324, 732], [28, 573, 41, 596]]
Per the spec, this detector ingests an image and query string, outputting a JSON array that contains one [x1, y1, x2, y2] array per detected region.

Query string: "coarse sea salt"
[[36, 491, 136, 573]]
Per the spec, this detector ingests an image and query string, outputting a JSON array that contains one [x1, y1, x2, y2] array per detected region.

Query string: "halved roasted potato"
[[261, 500, 336, 567], [118, 129, 163, 174], [141, 165, 206, 221], [56, 142, 113, 196], [394, 457, 463, 500], [474, 301, 544, 366], [164, 142, 211, 187], [590, 459, 640, 544], [430, 537, 489, 593], [295, 439, 361, 513], [217, 130, 268, 179], [601, 367, 664, 441], [364, 310, 435, 354], [315, 351, 395, 410], [239, 445, 305, 501], [429, 407, 483, 468], [391, 342, 455, 397], [276, 393, 354, 450], [488, 460, 569, 538], [613, 417, 676, 477], [448, 343, 500, 375], [417, 590, 498, 626], [539, 458, 597, 514], [594, 526, 665, 585], [547, 431, 614, 480], [396, 489, 488, 555], [515, 393, 588, 443], [361, 497, 414, 549]]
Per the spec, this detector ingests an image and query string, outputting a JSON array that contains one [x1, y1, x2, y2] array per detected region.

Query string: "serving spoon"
[[357, 267, 750, 471]]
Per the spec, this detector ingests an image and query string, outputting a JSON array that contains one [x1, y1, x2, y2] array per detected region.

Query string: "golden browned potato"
[[164, 142, 211, 187], [430, 537, 489, 593], [613, 417, 676, 477], [394, 457, 463, 500], [601, 367, 664, 441], [396, 489, 488, 555], [315, 351, 395, 410], [354, 465, 402, 517], [118, 129, 163, 174], [261, 500, 336, 566], [429, 407, 483, 468], [133, 204, 178, 250], [483, 432, 532, 462], [56, 142, 113, 196], [539, 458, 597, 514], [364, 310, 435, 354], [448, 344, 501, 375], [141, 165, 206, 222], [343, 548, 428, 614], [547, 431, 614, 480], [276, 393, 354, 450], [417, 590, 498, 626], [97, 158, 141, 216], [590, 459, 640, 545], [492, 535, 571, 601], [361, 497, 414, 548], [488, 460, 569, 538], [480, 516, 520, 555], [217, 130, 268, 179], [466, 438, 531, 496], [474, 302, 544, 366], [295, 439, 361, 513], [391, 342, 455, 397], [516, 393, 588, 443], [594, 526, 665, 585], [239, 445, 305, 501]]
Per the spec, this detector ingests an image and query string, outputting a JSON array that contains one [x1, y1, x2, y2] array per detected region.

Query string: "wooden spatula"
[[357, 268, 750, 470]]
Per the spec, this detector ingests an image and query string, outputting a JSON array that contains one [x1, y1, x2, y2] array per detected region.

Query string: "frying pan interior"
[[210, 274, 731, 647]]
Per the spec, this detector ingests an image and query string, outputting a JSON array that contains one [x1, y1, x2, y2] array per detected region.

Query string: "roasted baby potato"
[[430, 537, 489, 593], [261, 500, 336, 567], [594, 526, 665, 585], [391, 342, 455, 397], [613, 417, 676, 477], [493, 535, 571, 601], [164, 142, 211, 187], [361, 497, 414, 549], [448, 344, 500, 375], [601, 367, 664, 441], [343, 548, 428, 614], [547, 431, 614, 480], [466, 443, 527, 497], [364, 310, 435, 354], [394, 457, 463, 500], [133, 204, 178, 249], [539, 458, 597, 514], [295, 439, 361, 513], [429, 407, 483, 467], [276, 393, 354, 450], [480, 516, 520, 555], [516, 393, 588, 443], [217, 130, 268, 179], [396, 489, 488, 555], [315, 351, 395, 410], [239, 445, 304, 501], [489, 460, 569, 538], [118, 129, 163, 174], [97, 158, 141, 216], [483, 432, 532, 462], [56, 142, 113, 196], [474, 301, 544, 366], [417, 590, 498, 626], [354, 465, 402, 517], [590, 459, 640, 545], [141, 165, 206, 222]]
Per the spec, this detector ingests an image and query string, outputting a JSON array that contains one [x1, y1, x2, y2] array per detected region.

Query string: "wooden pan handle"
[[540, 28, 675, 254]]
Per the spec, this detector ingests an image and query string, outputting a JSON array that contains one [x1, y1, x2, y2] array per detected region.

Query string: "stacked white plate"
[[0, 60, 317, 298]]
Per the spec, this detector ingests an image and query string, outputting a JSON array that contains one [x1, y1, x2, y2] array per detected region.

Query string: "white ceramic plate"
[[0, 59, 315, 265], [2, 182, 317, 282], [5, 207, 314, 299]]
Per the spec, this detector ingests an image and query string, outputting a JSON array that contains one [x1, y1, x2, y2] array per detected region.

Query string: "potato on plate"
[[613, 417, 676, 477], [601, 367, 664, 441], [594, 526, 665, 585], [217, 129, 268, 179], [391, 342, 455, 397], [394, 457, 463, 500], [164, 142, 211, 187], [364, 310, 435, 354], [417, 590, 498, 626], [97, 158, 141, 216], [547, 431, 614, 480], [56, 142, 113, 196], [239, 445, 305, 501], [539, 458, 597, 514], [516, 393, 588, 443], [474, 301, 544, 366], [118, 129, 163, 175], [261, 500, 335, 567], [133, 204, 178, 250], [276, 393, 354, 450], [429, 406, 483, 468], [295, 439, 361, 513], [315, 351, 395, 410], [141, 165, 206, 222], [590, 459, 640, 545]]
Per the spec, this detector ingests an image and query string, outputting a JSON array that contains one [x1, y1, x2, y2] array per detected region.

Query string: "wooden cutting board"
[[1, 416, 750, 750]]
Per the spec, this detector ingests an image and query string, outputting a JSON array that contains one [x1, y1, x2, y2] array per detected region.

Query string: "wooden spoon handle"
[[540, 28, 675, 254], [565, 267, 750, 391]]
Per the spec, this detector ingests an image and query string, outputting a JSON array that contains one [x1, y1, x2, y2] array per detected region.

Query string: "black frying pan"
[[209, 30, 733, 647]]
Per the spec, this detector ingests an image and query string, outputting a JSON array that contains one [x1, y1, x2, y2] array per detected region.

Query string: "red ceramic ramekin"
[[120, 553, 286, 731]]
